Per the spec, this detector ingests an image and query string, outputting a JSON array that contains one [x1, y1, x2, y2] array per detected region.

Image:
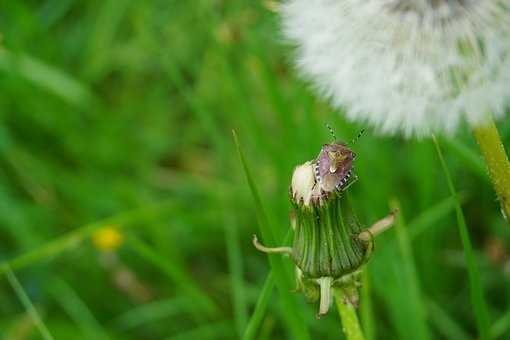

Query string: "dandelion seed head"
[[282, 0, 510, 136]]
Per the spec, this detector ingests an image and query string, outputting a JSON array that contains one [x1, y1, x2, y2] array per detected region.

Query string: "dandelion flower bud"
[[282, 0, 510, 136], [289, 141, 370, 316], [291, 161, 317, 206]]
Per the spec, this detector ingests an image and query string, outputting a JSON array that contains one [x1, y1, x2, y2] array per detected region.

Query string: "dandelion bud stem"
[[334, 288, 365, 340], [472, 118, 510, 222]]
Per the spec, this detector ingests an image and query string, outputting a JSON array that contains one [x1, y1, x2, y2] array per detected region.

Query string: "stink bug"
[[315, 125, 363, 193]]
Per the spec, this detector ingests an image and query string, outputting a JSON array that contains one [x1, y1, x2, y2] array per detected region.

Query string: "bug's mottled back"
[[315, 142, 355, 193]]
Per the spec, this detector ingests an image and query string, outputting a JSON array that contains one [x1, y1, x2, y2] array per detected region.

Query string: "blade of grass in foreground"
[[432, 135, 491, 340], [224, 215, 248, 337], [6, 266, 55, 340], [243, 273, 275, 340], [233, 130, 310, 340], [390, 200, 431, 340], [243, 231, 292, 340]]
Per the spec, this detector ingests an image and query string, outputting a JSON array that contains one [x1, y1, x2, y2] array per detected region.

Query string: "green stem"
[[334, 288, 365, 340], [432, 136, 491, 340], [472, 118, 510, 222], [6, 266, 54, 340]]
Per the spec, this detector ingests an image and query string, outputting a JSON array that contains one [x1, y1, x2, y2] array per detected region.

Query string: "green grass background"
[[0, 1, 510, 339]]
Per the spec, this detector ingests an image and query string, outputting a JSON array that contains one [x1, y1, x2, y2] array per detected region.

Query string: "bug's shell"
[[315, 143, 354, 193]]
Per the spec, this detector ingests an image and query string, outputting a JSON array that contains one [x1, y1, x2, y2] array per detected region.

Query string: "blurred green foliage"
[[0, 1, 509, 339]]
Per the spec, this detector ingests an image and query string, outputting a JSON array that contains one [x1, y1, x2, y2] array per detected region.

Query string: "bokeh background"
[[1, 1, 510, 339]]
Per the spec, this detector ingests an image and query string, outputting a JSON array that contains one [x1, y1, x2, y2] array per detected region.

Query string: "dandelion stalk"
[[334, 288, 364, 340], [472, 118, 510, 221]]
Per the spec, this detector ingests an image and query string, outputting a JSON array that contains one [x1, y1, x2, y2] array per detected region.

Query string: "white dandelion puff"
[[282, 0, 510, 136]]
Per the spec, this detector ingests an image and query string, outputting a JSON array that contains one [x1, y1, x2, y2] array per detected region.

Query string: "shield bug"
[[314, 125, 363, 197]]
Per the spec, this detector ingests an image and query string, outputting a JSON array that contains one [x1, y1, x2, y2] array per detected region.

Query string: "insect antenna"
[[325, 123, 337, 143], [351, 129, 365, 145]]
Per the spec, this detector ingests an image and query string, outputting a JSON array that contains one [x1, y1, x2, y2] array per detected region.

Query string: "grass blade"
[[441, 138, 488, 181], [243, 232, 291, 340], [390, 200, 431, 340], [49, 278, 109, 340], [407, 196, 460, 240], [432, 135, 491, 340], [224, 216, 248, 336], [127, 236, 218, 317], [0, 50, 93, 107], [111, 297, 191, 330], [6, 266, 55, 340], [164, 321, 235, 340], [0, 201, 176, 275], [82, 0, 131, 79], [233, 130, 310, 340], [427, 298, 471, 340], [243, 273, 275, 340], [491, 309, 510, 339]]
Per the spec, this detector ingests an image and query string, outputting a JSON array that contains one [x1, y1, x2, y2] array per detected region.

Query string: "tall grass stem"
[[432, 135, 492, 340], [6, 266, 55, 340], [233, 130, 310, 340]]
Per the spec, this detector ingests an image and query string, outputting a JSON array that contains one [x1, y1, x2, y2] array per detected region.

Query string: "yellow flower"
[[92, 226, 124, 251]]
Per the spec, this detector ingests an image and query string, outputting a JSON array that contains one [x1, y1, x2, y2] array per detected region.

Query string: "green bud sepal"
[[291, 191, 372, 280]]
